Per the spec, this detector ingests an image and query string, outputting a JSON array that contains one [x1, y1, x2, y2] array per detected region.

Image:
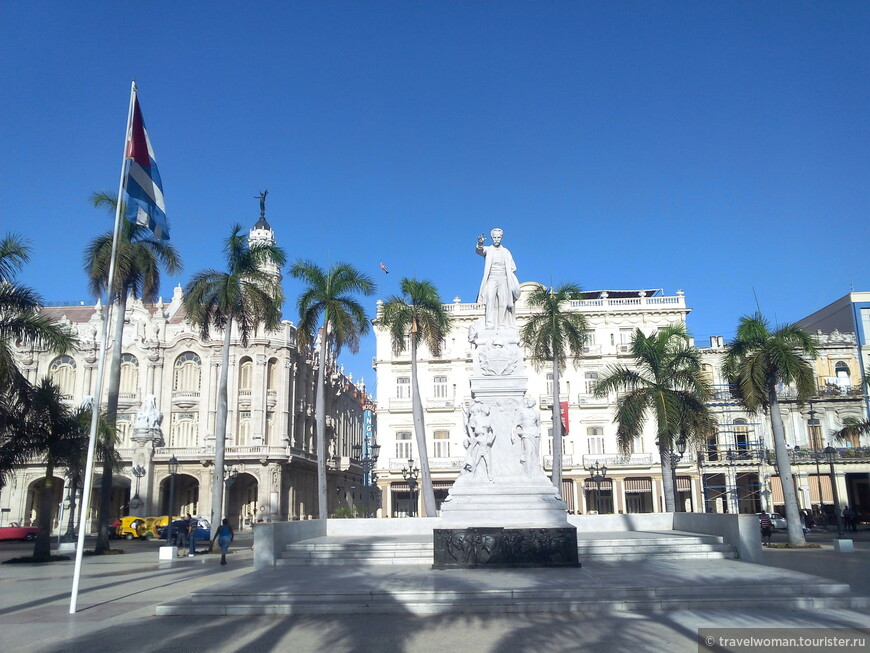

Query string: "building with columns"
[[371, 284, 870, 522], [1, 216, 369, 533]]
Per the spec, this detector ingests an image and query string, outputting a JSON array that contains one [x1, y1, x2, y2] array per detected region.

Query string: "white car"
[[759, 512, 787, 530]]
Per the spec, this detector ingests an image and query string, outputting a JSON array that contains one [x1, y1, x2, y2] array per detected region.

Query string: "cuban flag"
[[123, 91, 169, 240]]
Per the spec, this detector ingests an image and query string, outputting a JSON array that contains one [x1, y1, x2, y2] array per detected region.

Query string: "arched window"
[[835, 361, 850, 380], [701, 364, 715, 386], [169, 412, 198, 447], [266, 358, 278, 392], [173, 352, 201, 391], [116, 414, 133, 446], [238, 358, 253, 395], [706, 422, 719, 461], [49, 356, 76, 397], [119, 353, 139, 394]]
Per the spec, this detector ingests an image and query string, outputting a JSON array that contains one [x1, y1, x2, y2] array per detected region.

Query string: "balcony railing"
[[581, 453, 655, 467], [388, 397, 412, 411]]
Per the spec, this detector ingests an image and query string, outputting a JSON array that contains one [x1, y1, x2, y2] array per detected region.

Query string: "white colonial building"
[[372, 284, 870, 523], [1, 217, 370, 533]]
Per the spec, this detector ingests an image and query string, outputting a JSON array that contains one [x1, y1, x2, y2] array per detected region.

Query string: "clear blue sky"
[[2, 2, 868, 387]]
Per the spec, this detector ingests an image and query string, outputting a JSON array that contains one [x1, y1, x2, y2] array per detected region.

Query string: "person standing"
[[175, 514, 190, 557], [187, 516, 198, 557], [212, 518, 234, 566], [476, 229, 521, 330], [759, 511, 773, 547]]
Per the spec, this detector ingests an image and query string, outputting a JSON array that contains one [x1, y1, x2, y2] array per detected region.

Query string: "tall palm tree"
[[723, 312, 817, 546], [0, 234, 76, 487], [183, 224, 285, 537], [519, 283, 589, 492], [23, 379, 86, 561], [595, 324, 710, 512], [84, 193, 182, 552], [291, 260, 376, 520], [379, 278, 452, 517]]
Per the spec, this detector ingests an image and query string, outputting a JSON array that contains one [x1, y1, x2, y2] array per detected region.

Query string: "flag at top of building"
[[123, 85, 169, 241]]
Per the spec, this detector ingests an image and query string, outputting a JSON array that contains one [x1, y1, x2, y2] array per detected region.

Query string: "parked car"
[[115, 516, 147, 540], [160, 517, 211, 544], [0, 522, 39, 541], [758, 512, 788, 530]]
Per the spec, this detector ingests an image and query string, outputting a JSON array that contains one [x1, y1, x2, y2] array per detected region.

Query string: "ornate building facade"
[[1, 219, 369, 533], [372, 285, 870, 521]]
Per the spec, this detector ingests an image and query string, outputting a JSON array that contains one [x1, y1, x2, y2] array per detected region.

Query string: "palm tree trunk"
[[210, 318, 232, 537], [768, 384, 806, 546], [551, 354, 563, 493], [315, 313, 329, 520], [659, 442, 677, 512], [410, 337, 436, 517], [95, 294, 127, 553], [34, 461, 55, 560]]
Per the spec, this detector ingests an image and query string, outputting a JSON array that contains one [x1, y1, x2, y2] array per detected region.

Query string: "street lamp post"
[[352, 442, 381, 518], [167, 456, 179, 523], [807, 402, 825, 520], [670, 435, 688, 512], [823, 445, 846, 539], [585, 461, 608, 514], [129, 465, 146, 512], [401, 458, 420, 517], [224, 465, 239, 524]]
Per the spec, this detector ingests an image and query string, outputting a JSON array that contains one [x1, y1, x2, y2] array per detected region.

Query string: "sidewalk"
[[0, 532, 867, 653]]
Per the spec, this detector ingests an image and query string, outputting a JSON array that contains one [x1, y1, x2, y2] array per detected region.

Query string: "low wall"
[[568, 513, 674, 532], [253, 520, 326, 569], [673, 512, 761, 562], [327, 517, 441, 537]]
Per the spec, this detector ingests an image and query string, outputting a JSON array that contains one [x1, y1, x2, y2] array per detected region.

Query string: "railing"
[[426, 398, 456, 411], [543, 455, 574, 468], [576, 394, 608, 406], [582, 453, 655, 466], [388, 397, 412, 411], [443, 303, 484, 313], [539, 394, 569, 407]]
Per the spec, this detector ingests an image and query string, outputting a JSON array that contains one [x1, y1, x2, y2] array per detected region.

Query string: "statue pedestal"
[[433, 526, 579, 569]]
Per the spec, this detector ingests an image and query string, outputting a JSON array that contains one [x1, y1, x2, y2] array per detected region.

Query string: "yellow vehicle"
[[141, 516, 170, 540], [115, 516, 147, 540]]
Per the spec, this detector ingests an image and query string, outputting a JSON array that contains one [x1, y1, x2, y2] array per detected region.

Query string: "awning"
[[676, 476, 692, 492], [584, 478, 613, 491], [770, 476, 784, 504], [624, 477, 652, 493], [808, 475, 833, 503]]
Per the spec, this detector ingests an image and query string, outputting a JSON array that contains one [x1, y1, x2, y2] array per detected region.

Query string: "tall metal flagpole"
[[69, 81, 137, 614]]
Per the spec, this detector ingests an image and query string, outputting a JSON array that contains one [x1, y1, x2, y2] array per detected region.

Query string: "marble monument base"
[[433, 526, 579, 569]]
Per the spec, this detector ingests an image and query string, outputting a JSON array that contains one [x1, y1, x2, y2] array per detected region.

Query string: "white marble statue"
[[460, 401, 496, 482], [516, 397, 542, 475], [135, 395, 163, 431], [476, 228, 521, 330]]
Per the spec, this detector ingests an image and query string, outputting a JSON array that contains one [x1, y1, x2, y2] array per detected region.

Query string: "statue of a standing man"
[[476, 228, 521, 329]]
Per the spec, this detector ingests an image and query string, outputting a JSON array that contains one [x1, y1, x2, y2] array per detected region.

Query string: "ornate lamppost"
[[823, 445, 846, 539], [807, 401, 825, 519], [352, 442, 381, 518], [401, 458, 420, 517], [585, 461, 608, 514], [128, 465, 146, 512]]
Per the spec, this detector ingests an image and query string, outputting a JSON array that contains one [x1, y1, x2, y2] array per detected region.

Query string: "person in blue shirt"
[[212, 518, 234, 566]]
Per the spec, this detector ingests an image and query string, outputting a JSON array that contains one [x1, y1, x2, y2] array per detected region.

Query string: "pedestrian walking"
[[759, 511, 773, 546], [212, 518, 234, 566]]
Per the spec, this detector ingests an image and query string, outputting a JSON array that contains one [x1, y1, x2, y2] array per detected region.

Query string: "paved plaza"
[[0, 528, 868, 653]]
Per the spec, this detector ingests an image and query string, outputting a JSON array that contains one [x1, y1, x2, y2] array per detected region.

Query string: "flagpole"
[[69, 81, 137, 614]]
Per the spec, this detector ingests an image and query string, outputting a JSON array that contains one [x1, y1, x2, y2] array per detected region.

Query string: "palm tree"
[[519, 283, 590, 492], [183, 224, 285, 536], [379, 278, 453, 517], [23, 379, 86, 560], [723, 312, 817, 546], [84, 193, 182, 552], [595, 324, 711, 512], [291, 260, 376, 520], [0, 234, 76, 487]]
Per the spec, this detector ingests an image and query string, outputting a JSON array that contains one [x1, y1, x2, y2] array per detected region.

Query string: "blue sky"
[[2, 2, 868, 386]]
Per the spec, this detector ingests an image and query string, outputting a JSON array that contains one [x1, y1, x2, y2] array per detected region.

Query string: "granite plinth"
[[433, 526, 579, 569]]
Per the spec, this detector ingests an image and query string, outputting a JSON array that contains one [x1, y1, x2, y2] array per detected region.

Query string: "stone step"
[[157, 582, 869, 616]]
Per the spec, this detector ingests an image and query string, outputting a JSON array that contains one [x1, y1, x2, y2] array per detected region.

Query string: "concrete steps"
[[276, 532, 735, 566], [157, 577, 870, 616]]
